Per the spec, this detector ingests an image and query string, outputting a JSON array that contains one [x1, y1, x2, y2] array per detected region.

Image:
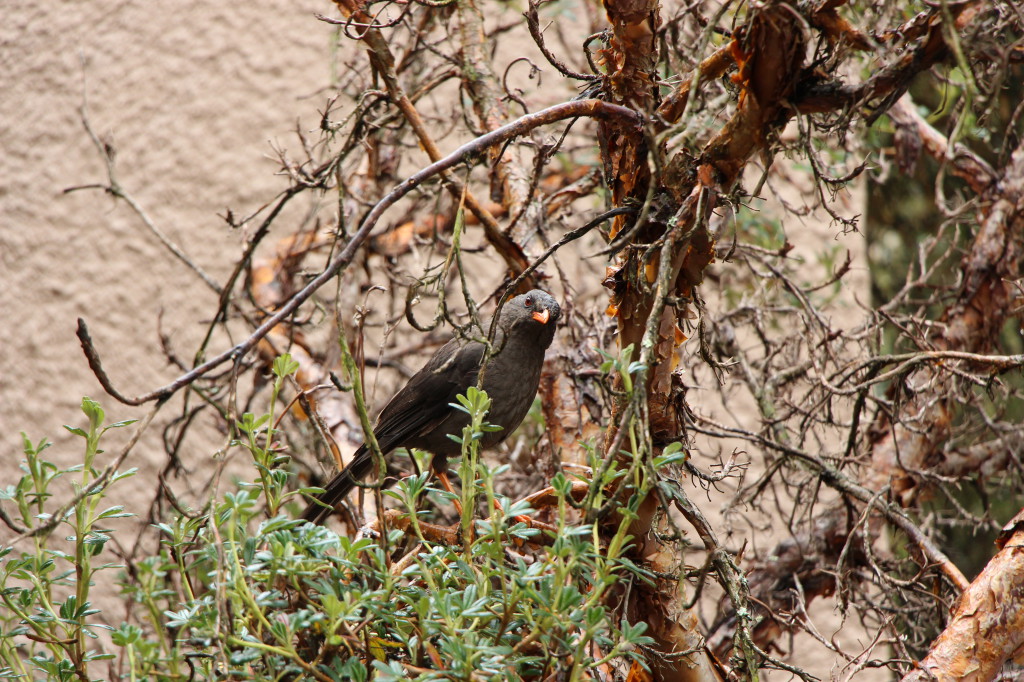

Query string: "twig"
[[692, 415, 970, 591], [65, 104, 222, 294], [524, 0, 597, 81]]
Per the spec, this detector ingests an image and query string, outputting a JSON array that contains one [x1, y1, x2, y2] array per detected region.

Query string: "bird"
[[301, 289, 561, 524]]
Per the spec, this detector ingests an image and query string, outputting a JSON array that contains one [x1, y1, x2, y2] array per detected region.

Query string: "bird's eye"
[[524, 296, 533, 307]]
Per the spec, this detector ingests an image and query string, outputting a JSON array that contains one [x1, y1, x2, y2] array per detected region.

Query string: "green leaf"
[[109, 468, 138, 483], [96, 505, 132, 520], [273, 353, 301, 379], [653, 442, 688, 468], [81, 397, 105, 430]]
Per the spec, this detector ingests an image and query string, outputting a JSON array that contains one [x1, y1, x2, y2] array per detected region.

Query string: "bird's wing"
[[300, 338, 485, 524], [370, 337, 485, 450]]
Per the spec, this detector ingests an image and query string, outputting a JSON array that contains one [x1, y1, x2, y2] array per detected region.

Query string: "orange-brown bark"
[[703, 3, 1019, 659], [901, 509, 1024, 682]]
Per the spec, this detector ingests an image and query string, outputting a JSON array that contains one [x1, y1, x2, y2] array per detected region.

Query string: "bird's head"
[[500, 289, 561, 340]]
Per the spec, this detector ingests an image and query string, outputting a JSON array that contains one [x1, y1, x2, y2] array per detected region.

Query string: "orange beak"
[[532, 309, 551, 324]]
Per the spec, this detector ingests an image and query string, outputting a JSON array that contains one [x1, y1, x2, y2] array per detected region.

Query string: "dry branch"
[[76, 99, 640, 407], [324, 0, 532, 276], [871, 140, 1024, 508]]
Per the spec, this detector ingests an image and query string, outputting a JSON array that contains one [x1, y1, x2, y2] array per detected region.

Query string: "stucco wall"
[[2, 1, 331, 455]]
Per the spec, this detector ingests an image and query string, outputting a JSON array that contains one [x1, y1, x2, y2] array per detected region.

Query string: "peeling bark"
[[699, 1, 1024, 658], [902, 509, 1024, 682]]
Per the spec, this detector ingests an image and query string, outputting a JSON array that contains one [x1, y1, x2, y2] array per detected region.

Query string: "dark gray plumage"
[[301, 290, 561, 524]]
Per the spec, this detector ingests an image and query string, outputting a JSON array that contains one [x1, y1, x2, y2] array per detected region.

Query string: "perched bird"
[[301, 289, 561, 524]]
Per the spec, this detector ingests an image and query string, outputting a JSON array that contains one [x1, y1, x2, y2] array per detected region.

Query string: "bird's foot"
[[435, 470, 463, 515], [490, 498, 537, 528]]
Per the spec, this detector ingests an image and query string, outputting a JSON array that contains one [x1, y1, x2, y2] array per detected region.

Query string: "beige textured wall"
[[2, 1, 330, 459]]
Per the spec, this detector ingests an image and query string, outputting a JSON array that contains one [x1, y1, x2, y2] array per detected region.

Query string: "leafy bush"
[[1, 355, 666, 680]]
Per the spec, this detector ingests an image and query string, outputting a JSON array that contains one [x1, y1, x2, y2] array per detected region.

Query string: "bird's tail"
[[300, 445, 379, 525]]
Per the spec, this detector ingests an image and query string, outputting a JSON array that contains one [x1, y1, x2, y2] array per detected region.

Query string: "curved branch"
[[524, 0, 597, 82], [77, 99, 642, 406]]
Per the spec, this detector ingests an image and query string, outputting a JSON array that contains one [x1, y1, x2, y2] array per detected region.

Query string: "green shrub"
[[1, 356, 662, 680]]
